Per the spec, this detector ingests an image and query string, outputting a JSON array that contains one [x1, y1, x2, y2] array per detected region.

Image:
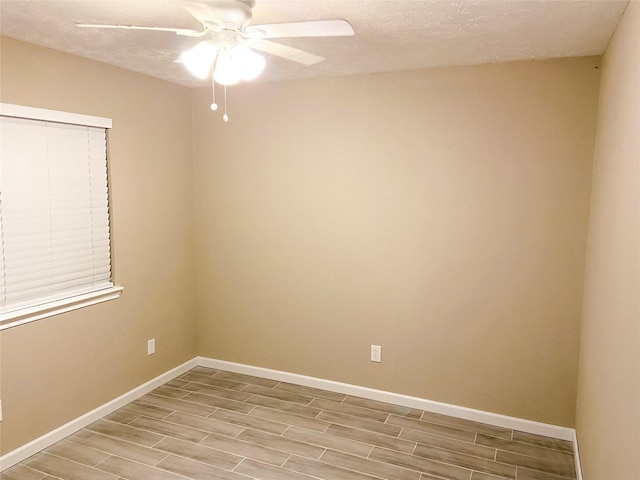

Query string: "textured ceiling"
[[0, 0, 629, 87]]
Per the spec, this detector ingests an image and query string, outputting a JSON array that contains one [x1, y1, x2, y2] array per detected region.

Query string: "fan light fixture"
[[215, 44, 265, 85], [181, 41, 266, 122], [181, 41, 265, 86], [77, 0, 355, 123], [180, 41, 218, 79]]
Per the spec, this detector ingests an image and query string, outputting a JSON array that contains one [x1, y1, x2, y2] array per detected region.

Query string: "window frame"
[[0, 103, 122, 331]]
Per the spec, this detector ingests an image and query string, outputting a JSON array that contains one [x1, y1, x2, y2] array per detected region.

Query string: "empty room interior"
[[0, 1, 638, 479]]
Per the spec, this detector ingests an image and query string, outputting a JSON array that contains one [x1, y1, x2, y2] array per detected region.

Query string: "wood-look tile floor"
[[2, 367, 577, 480]]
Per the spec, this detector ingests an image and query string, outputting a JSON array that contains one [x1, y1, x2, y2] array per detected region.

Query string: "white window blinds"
[[0, 105, 116, 322]]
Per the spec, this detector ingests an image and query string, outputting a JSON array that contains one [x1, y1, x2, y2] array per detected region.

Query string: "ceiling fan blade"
[[76, 23, 206, 37], [247, 39, 324, 65], [245, 19, 354, 39]]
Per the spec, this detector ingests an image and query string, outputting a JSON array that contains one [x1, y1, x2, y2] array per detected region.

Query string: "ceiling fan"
[[78, 0, 354, 120]]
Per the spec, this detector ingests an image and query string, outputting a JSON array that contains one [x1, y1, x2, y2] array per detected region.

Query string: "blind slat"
[[1, 111, 113, 313]]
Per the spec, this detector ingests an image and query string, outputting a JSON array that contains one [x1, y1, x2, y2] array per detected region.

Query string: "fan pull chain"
[[223, 85, 229, 122], [210, 68, 218, 111]]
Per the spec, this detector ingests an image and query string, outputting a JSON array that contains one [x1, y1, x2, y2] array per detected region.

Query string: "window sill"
[[0, 286, 124, 331]]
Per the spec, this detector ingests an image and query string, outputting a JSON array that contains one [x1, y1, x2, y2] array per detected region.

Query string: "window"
[[0, 104, 122, 330]]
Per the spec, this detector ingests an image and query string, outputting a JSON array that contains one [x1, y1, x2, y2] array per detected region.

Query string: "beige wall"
[[0, 38, 198, 453], [193, 57, 600, 427], [575, 2, 640, 479], [0, 30, 621, 460]]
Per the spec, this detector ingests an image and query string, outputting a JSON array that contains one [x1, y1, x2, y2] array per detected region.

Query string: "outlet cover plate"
[[371, 344, 382, 363]]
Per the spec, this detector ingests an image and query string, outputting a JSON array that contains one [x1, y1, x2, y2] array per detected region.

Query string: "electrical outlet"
[[147, 338, 156, 356], [371, 344, 382, 363], [0, 399, 3, 421]]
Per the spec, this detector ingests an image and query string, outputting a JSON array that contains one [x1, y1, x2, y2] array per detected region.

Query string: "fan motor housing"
[[208, 0, 255, 29]]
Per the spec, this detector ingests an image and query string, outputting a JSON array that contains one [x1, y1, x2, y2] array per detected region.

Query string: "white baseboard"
[[1, 355, 583, 476], [0, 357, 198, 472], [198, 356, 575, 441], [573, 430, 583, 480]]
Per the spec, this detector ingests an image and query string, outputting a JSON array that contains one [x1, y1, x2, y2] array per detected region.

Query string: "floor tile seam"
[[248, 404, 329, 427], [19, 451, 43, 465], [36, 450, 118, 476], [288, 453, 387, 480], [319, 418, 330, 433], [8, 462, 52, 480], [171, 385, 241, 402], [329, 423, 417, 455], [232, 426, 249, 439], [325, 420, 410, 446], [418, 471, 452, 480], [52, 432, 168, 467], [127, 401, 177, 419], [420, 413, 513, 438], [412, 439, 499, 463], [319, 433, 380, 459], [135, 394, 220, 416], [86, 421, 169, 449], [206, 415, 291, 436], [180, 380, 252, 397], [93, 452, 193, 480], [511, 437, 573, 455], [390, 421, 473, 444], [158, 448, 257, 478], [307, 434, 365, 461], [279, 424, 330, 442], [182, 378, 248, 393], [468, 470, 513, 480], [283, 427, 374, 461], [69, 429, 172, 466], [214, 407, 300, 433], [216, 373, 280, 390], [131, 412, 235, 440], [490, 436, 576, 458], [322, 446, 426, 479], [229, 457, 263, 476], [388, 414, 485, 439], [236, 426, 328, 460], [403, 427, 492, 451], [411, 445, 520, 475], [154, 438, 246, 470], [372, 445, 487, 479], [419, 413, 498, 433], [478, 433, 575, 457], [344, 395, 422, 418], [404, 428, 419, 455], [316, 406, 391, 426], [284, 425, 379, 459], [470, 470, 511, 480], [510, 463, 578, 480], [243, 393, 315, 413], [114, 413, 143, 425], [200, 429, 307, 465], [320, 413, 403, 438], [492, 447, 576, 469], [178, 392, 256, 411], [205, 407, 220, 418], [150, 433, 170, 449], [237, 457, 325, 480], [310, 399, 397, 423], [239, 382, 314, 406]]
